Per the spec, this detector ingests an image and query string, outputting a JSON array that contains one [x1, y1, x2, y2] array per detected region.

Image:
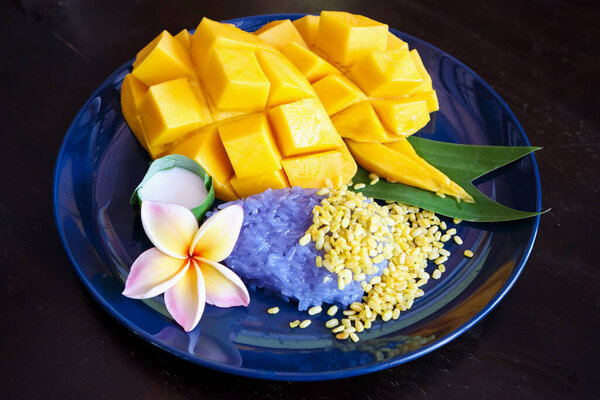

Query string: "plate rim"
[[53, 13, 542, 381]]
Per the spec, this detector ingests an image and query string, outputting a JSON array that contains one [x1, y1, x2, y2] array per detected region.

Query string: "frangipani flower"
[[122, 201, 249, 332]]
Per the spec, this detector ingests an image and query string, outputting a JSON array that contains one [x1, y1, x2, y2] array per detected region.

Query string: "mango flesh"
[[121, 16, 356, 200], [346, 138, 473, 202], [121, 13, 466, 201]]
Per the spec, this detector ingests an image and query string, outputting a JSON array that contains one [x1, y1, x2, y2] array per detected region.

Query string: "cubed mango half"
[[331, 101, 397, 142], [371, 98, 430, 136], [282, 42, 338, 83], [292, 15, 320, 46], [255, 51, 314, 107], [312, 73, 366, 116]]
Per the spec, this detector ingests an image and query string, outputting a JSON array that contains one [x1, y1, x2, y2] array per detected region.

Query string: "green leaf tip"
[[352, 137, 543, 222]]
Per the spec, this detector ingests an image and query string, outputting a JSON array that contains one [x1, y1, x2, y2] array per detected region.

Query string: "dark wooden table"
[[2, 0, 599, 398]]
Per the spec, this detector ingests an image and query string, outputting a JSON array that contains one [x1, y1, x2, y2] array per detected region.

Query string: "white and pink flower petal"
[[122, 248, 189, 299], [191, 204, 244, 262], [164, 260, 206, 332], [141, 201, 198, 259], [197, 257, 250, 308]]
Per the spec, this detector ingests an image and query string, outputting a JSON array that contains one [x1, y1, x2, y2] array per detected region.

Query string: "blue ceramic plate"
[[53, 14, 541, 381]]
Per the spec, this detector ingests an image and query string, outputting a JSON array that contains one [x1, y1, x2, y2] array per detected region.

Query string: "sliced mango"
[[231, 169, 290, 198], [218, 114, 282, 179], [316, 11, 388, 67], [201, 47, 270, 111], [139, 78, 204, 147], [123, 14, 449, 201], [331, 101, 398, 143], [168, 127, 237, 201], [282, 148, 356, 188], [255, 51, 314, 107], [132, 31, 194, 86], [312, 73, 366, 116], [349, 49, 423, 97], [346, 138, 473, 201], [371, 98, 430, 136], [282, 42, 338, 83], [292, 15, 320, 46], [255, 19, 308, 50], [268, 98, 342, 157]]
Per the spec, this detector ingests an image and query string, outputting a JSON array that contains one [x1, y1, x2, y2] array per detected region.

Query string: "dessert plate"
[[53, 13, 541, 381]]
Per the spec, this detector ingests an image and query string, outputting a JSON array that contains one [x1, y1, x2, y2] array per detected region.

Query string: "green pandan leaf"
[[353, 136, 544, 222], [130, 154, 215, 220]]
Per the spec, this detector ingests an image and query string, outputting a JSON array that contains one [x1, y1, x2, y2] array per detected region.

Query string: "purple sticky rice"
[[211, 187, 386, 311]]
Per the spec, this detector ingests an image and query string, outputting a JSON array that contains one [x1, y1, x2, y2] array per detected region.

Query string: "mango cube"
[[255, 51, 314, 107], [121, 74, 149, 149], [386, 32, 408, 51], [349, 49, 423, 97], [255, 19, 308, 51], [268, 98, 342, 157], [191, 18, 274, 71], [316, 11, 388, 67], [132, 31, 194, 86], [231, 169, 289, 198], [218, 114, 282, 179], [201, 47, 270, 111], [312, 73, 366, 116], [282, 42, 338, 83], [409, 90, 439, 112], [292, 15, 320, 46], [282, 149, 356, 188], [371, 98, 430, 136], [174, 29, 192, 49], [168, 127, 237, 201], [410, 49, 433, 93], [331, 101, 396, 142], [139, 78, 204, 147]]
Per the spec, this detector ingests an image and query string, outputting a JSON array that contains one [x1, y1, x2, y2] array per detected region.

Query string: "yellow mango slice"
[[132, 31, 194, 86], [312, 73, 366, 116], [121, 74, 149, 149], [183, 77, 214, 127], [410, 49, 433, 93], [282, 148, 356, 188], [168, 127, 237, 201], [231, 169, 290, 198], [386, 139, 473, 201], [201, 47, 270, 111], [255, 51, 314, 107], [386, 32, 408, 51], [292, 15, 320, 46], [346, 139, 472, 201], [371, 98, 430, 136], [190, 17, 275, 72], [254, 19, 308, 51], [349, 49, 423, 97], [409, 90, 439, 113], [174, 29, 192, 49], [218, 114, 282, 179], [282, 42, 338, 83], [139, 78, 204, 147], [316, 11, 388, 67], [331, 101, 398, 142], [268, 98, 343, 157]]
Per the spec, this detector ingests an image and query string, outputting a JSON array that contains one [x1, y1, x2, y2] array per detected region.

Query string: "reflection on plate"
[[53, 13, 541, 381]]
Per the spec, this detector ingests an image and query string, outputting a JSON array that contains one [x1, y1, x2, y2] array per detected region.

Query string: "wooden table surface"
[[1, 0, 599, 398]]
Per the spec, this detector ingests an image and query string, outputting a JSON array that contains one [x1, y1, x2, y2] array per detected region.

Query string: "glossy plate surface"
[[53, 14, 541, 381]]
